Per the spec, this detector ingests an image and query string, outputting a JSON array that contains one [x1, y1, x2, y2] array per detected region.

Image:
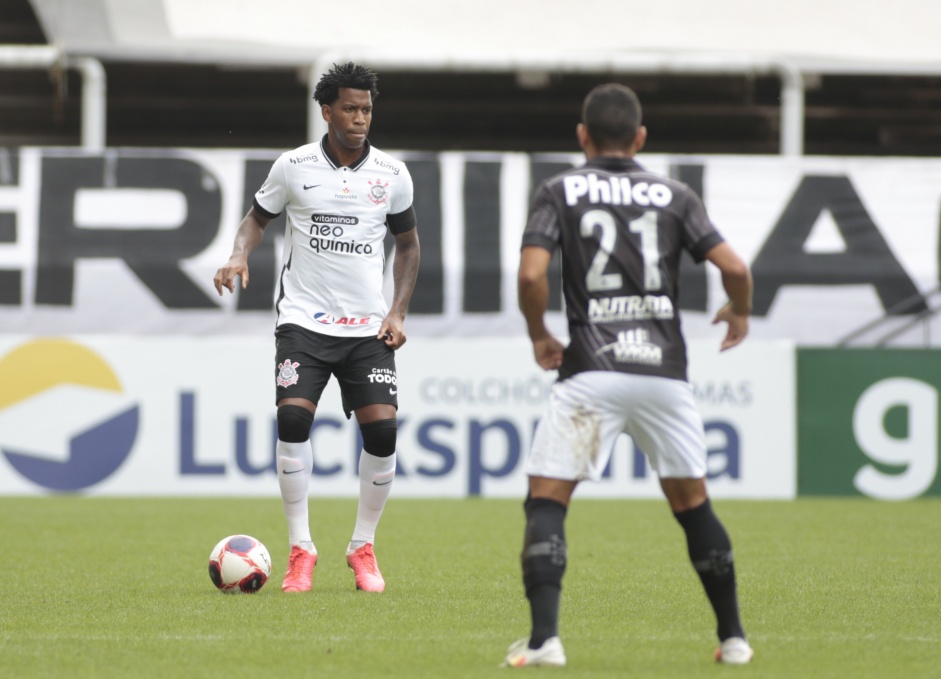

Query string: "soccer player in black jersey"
[[504, 83, 754, 667]]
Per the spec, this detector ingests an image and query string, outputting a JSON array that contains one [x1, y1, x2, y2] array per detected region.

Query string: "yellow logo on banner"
[[0, 339, 122, 410], [0, 339, 138, 492]]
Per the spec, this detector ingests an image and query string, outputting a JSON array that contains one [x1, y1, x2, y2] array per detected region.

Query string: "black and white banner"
[[1, 148, 939, 345]]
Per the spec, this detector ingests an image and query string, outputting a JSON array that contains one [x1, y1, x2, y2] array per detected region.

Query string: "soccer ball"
[[208, 535, 272, 593]]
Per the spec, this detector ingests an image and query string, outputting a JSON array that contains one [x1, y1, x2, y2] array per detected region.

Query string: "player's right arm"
[[518, 245, 564, 371], [213, 206, 273, 295], [705, 241, 753, 351]]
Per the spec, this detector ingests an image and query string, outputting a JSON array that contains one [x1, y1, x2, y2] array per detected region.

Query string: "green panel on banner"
[[798, 349, 941, 499]]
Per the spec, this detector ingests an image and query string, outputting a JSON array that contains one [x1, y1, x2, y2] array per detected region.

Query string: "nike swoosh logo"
[[283, 468, 305, 475], [303, 184, 320, 190], [372, 479, 393, 486], [389, 388, 397, 395]]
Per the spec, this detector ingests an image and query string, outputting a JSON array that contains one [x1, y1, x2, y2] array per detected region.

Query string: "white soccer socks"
[[277, 439, 314, 548], [350, 450, 396, 547]]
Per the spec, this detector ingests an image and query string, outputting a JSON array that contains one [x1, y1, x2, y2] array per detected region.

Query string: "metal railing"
[[0, 45, 106, 151], [837, 286, 941, 347], [307, 51, 805, 156]]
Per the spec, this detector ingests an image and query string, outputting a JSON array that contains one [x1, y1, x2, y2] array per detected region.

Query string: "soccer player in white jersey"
[[213, 63, 420, 594], [504, 84, 754, 667]]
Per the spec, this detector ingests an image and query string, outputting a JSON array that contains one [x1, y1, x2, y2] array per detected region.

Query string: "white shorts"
[[525, 371, 707, 482]]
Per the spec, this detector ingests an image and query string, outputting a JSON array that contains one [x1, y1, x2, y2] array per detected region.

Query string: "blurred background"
[[3, 0, 941, 155], [1, 0, 940, 500]]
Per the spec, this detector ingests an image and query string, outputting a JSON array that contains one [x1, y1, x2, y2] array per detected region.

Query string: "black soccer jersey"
[[522, 157, 723, 382]]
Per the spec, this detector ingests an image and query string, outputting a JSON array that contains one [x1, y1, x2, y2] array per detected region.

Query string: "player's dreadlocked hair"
[[313, 62, 380, 106], [582, 83, 642, 150]]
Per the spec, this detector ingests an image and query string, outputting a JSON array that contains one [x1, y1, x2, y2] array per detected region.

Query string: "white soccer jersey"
[[253, 138, 415, 337]]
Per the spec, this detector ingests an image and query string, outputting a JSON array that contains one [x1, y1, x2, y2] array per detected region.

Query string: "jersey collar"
[[586, 156, 644, 172], [320, 134, 371, 171]]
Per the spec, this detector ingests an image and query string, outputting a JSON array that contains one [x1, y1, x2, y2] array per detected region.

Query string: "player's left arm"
[[380, 211, 420, 349]]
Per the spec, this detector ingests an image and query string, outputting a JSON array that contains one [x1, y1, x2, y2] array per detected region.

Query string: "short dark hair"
[[581, 83, 642, 150], [313, 62, 380, 106]]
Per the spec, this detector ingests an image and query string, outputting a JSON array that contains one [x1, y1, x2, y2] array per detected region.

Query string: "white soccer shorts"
[[525, 370, 707, 482]]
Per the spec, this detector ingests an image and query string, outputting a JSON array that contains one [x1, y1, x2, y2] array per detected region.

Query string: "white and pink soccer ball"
[[208, 535, 271, 593]]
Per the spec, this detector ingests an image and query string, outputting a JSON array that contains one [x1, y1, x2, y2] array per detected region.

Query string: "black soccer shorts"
[[274, 323, 398, 418]]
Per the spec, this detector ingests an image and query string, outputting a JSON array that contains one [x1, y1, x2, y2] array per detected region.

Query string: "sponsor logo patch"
[[588, 295, 674, 323], [313, 312, 370, 326], [596, 329, 663, 366], [289, 153, 319, 164], [368, 368, 397, 386], [373, 157, 401, 175], [563, 173, 673, 207]]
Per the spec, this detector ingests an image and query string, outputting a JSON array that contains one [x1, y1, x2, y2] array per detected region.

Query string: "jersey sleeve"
[[682, 191, 724, 262], [388, 164, 414, 215], [521, 181, 561, 251], [387, 205, 417, 234], [253, 153, 290, 217]]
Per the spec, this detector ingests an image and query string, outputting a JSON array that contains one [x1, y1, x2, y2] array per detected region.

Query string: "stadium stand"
[[1, 0, 940, 155]]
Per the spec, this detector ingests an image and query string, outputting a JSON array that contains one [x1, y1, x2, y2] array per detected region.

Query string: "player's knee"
[[360, 418, 397, 457], [521, 498, 568, 592], [277, 405, 313, 443]]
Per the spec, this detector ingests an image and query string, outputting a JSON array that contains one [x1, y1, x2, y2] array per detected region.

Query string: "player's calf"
[[520, 497, 568, 649]]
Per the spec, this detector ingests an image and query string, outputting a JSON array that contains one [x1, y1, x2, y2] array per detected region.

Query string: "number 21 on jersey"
[[580, 209, 661, 292]]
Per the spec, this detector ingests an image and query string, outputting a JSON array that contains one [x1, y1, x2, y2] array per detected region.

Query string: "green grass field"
[[1, 497, 938, 678]]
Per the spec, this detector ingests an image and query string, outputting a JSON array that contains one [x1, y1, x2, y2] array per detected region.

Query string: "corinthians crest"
[[277, 359, 300, 387], [367, 178, 389, 205]]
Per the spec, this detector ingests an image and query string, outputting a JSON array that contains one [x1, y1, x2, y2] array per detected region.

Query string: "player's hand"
[[712, 302, 749, 352], [532, 335, 564, 371], [213, 256, 249, 295], [377, 314, 407, 350]]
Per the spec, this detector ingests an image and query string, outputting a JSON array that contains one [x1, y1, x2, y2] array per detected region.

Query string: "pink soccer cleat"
[[282, 545, 317, 592], [346, 543, 385, 592]]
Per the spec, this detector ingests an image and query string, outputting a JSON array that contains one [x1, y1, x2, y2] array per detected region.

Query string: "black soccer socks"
[[521, 497, 568, 648], [674, 499, 746, 641]]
